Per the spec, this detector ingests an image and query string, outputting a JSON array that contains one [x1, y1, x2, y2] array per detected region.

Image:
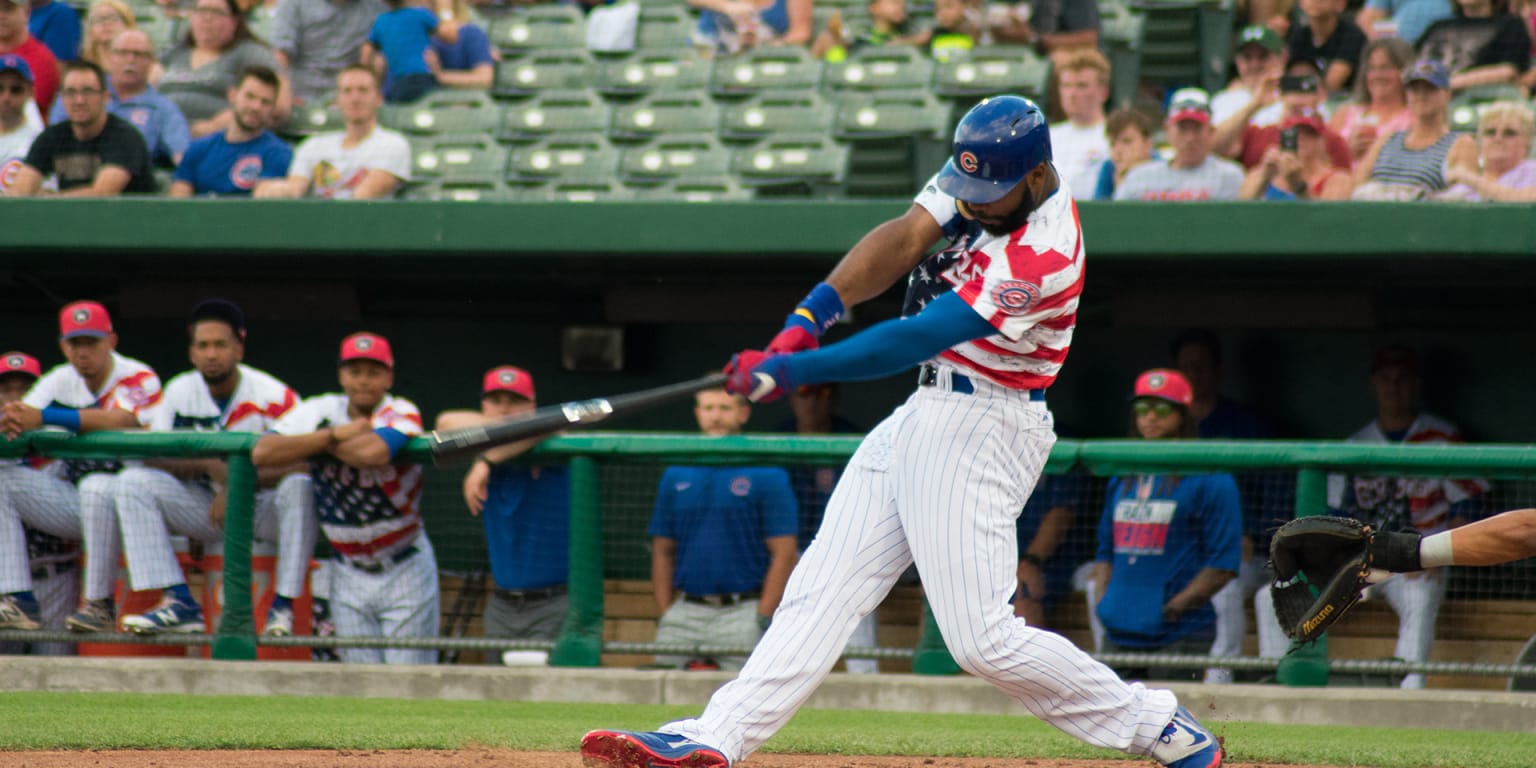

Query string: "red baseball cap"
[[0, 351, 40, 379], [339, 332, 394, 368], [59, 301, 113, 340], [482, 365, 535, 400], [1166, 88, 1212, 126], [1133, 368, 1193, 407], [1280, 110, 1327, 134]]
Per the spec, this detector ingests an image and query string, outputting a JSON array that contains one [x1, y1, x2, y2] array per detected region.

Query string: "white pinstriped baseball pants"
[[0, 465, 119, 602], [331, 536, 440, 665], [115, 468, 317, 598], [665, 383, 1180, 764]]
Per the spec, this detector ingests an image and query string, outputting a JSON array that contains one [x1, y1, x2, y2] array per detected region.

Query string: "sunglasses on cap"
[[1132, 400, 1179, 418]]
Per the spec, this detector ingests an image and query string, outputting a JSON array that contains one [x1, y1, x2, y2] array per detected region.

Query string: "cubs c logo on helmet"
[[990, 280, 1041, 316], [958, 151, 979, 173], [73, 308, 90, 324]]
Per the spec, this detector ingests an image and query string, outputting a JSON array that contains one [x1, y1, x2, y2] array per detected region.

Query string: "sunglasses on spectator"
[[0, 84, 26, 96], [1132, 400, 1178, 418], [1480, 127, 1523, 138]]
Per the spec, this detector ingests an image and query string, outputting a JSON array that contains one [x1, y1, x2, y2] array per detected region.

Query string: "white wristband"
[[1420, 530, 1454, 569]]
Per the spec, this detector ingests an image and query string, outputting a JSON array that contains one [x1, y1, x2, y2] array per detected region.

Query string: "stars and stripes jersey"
[[151, 364, 299, 434], [908, 173, 1086, 390], [1326, 413, 1491, 535], [270, 393, 426, 567], [23, 352, 163, 482]]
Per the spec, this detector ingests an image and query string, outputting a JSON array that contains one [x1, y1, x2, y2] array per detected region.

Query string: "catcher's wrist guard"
[[1368, 530, 1423, 573]]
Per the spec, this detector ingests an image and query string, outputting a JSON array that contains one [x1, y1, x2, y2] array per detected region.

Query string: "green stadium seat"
[[506, 133, 621, 183], [275, 102, 344, 140], [494, 49, 597, 99], [136, 11, 181, 55], [824, 46, 936, 93], [487, 4, 588, 55], [708, 46, 826, 98], [731, 132, 849, 188], [408, 134, 507, 183], [1097, 0, 1145, 109], [498, 90, 612, 142], [1449, 85, 1531, 132], [381, 91, 502, 137], [833, 91, 949, 141], [519, 180, 638, 201], [635, 5, 697, 50], [932, 46, 1051, 102], [1130, 0, 1231, 93], [609, 90, 721, 142], [717, 90, 835, 143], [632, 176, 756, 201], [403, 179, 516, 201], [618, 133, 733, 183], [594, 51, 713, 97]]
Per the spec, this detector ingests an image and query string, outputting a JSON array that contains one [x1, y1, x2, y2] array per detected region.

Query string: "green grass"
[[3, 693, 1534, 768]]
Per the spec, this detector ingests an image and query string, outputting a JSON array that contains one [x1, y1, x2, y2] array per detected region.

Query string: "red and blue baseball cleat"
[[580, 730, 729, 768], [1154, 706, 1223, 768]]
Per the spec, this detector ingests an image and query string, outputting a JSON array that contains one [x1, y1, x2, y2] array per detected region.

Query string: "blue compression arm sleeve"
[[374, 427, 410, 460], [41, 406, 81, 432], [782, 291, 996, 385]]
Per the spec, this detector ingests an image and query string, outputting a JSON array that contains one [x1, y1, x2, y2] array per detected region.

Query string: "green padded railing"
[[2, 432, 1527, 667]]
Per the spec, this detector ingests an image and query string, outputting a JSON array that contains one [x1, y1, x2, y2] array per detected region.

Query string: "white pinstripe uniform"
[[0, 353, 161, 603], [115, 364, 316, 600], [269, 393, 438, 664], [664, 180, 1186, 764]]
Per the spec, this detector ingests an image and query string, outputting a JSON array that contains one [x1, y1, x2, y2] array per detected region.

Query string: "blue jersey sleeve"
[[648, 468, 679, 538], [783, 291, 996, 386], [408, 7, 440, 31], [756, 468, 799, 539], [373, 427, 410, 459], [163, 104, 191, 159], [1200, 474, 1244, 572]]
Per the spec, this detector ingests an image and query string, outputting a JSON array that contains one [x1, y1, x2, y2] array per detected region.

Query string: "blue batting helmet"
[[936, 95, 1051, 204]]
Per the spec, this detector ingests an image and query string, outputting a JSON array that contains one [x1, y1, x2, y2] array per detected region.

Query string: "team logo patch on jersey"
[[230, 155, 264, 189], [730, 476, 752, 497], [958, 151, 979, 173], [990, 280, 1041, 316]]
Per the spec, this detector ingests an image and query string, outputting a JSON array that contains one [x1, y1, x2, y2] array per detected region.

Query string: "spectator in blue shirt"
[[1090, 369, 1241, 682], [648, 385, 799, 671], [435, 365, 571, 662], [51, 30, 189, 166], [362, 0, 460, 103], [426, 0, 493, 91], [27, 0, 78, 63], [169, 65, 291, 196]]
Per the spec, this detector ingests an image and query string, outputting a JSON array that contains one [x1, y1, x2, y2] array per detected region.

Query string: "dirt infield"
[[1, 751, 1330, 768]]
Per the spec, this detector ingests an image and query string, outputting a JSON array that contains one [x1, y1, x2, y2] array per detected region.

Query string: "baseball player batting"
[[580, 96, 1223, 768]]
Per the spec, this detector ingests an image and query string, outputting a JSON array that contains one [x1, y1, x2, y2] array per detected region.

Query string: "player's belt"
[[917, 364, 1045, 400], [31, 561, 76, 580], [681, 590, 761, 608], [341, 545, 419, 575], [494, 585, 567, 604]]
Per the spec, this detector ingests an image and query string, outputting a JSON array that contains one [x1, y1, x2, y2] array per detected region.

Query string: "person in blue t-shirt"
[[170, 66, 292, 197], [435, 365, 570, 662], [648, 385, 798, 671], [1090, 368, 1241, 682], [425, 0, 494, 91], [362, 0, 460, 104], [27, 0, 80, 64], [1014, 469, 1096, 630]]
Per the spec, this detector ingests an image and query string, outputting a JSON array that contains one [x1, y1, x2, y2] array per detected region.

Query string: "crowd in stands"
[[0, 0, 1529, 200]]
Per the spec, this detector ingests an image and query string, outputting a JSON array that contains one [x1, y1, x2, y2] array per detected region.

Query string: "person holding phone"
[[1215, 71, 1354, 171], [1239, 110, 1355, 198]]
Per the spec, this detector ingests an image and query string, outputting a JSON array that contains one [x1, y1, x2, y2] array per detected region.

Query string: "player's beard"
[[974, 183, 1044, 236], [201, 368, 235, 387], [233, 109, 264, 134]]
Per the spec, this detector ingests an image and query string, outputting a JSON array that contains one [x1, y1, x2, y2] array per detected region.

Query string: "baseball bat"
[[427, 373, 729, 461]]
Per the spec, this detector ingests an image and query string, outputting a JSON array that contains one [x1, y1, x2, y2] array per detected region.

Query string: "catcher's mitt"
[[1267, 516, 1423, 643]]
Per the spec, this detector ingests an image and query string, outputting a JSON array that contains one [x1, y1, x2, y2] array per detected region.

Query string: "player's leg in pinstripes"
[[116, 468, 215, 592], [0, 466, 79, 595], [898, 393, 1177, 756], [1383, 572, 1443, 689], [331, 564, 385, 664], [1205, 577, 1244, 684], [666, 415, 916, 763], [30, 566, 79, 654], [267, 474, 317, 600], [77, 473, 123, 603], [377, 540, 439, 665]]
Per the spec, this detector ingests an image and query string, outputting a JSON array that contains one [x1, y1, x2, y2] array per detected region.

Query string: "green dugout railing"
[[2, 432, 1529, 670]]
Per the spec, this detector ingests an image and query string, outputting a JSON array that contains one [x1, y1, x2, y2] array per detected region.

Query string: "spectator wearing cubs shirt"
[[49, 30, 188, 167], [0, 54, 38, 194], [252, 332, 438, 665], [170, 65, 292, 197], [1113, 88, 1244, 201], [254, 65, 409, 200], [11, 60, 155, 195]]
